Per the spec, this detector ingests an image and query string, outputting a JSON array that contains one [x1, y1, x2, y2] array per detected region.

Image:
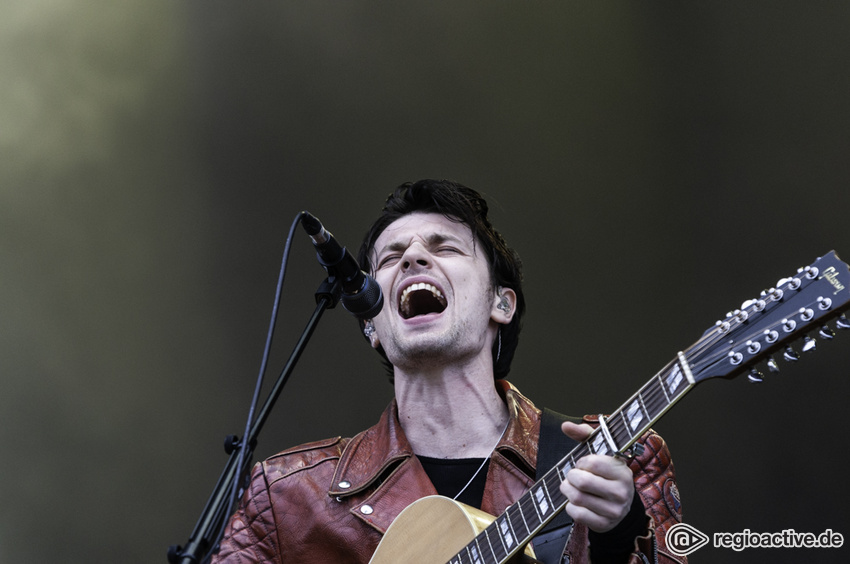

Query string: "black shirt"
[[417, 455, 490, 508]]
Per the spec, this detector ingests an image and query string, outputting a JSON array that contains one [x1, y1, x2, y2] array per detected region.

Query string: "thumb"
[[561, 421, 594, 442]]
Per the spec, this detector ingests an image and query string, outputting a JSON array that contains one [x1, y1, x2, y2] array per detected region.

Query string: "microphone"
[[301, 212, 384, 319]]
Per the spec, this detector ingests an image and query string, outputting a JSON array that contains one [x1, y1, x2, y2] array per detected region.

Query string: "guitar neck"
[[445, 352, 696, 564]]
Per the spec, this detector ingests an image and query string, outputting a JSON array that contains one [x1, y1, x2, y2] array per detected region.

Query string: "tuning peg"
[[783, 347, 800, 362], [767, 356, 780, 373], [837, 315, 850, 330], [778, 277, 802, 290], [819, 326, 836, 340], [802, 335, 817, 353], [747, 369, 765, 383], [817, 296, 833, 311]]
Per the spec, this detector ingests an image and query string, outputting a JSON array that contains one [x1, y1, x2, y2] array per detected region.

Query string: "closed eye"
[[376, 255, 401, 269]]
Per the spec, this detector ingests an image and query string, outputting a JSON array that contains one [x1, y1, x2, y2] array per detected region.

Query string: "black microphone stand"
[[168, 276, 342, 564]]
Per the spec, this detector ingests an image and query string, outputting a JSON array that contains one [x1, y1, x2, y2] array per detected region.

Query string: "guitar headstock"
[[688, 250, 850, 383]]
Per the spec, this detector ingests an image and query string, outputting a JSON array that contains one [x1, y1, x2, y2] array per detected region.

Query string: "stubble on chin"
[[384, 327, 468, 370]]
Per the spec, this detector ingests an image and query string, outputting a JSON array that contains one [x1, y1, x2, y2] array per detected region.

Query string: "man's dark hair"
[[357, 179, 525, 380]]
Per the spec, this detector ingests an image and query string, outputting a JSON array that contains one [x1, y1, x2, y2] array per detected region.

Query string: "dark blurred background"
[[2, 1, 848, 562]]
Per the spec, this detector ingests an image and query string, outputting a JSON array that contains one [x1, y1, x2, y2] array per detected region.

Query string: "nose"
[[400, 243, 431, 271]]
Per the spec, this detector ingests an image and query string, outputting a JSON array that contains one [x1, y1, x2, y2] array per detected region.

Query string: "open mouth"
[[399, 283, 447, 320]]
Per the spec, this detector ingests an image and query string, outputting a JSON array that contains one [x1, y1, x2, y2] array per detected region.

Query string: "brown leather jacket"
[[213, 382, 686, 563]]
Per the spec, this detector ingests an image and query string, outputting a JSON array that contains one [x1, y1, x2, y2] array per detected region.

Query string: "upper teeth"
[[400, 283, 443, 306]]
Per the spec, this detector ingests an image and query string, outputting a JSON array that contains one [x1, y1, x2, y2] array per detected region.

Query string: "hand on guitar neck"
[[558, 422, 636, 534]]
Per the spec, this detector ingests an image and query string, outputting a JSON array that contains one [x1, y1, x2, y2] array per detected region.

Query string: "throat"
[[395, 375, 511, 458]]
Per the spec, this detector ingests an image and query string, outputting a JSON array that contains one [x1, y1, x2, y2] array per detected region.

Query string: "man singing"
[[212, 180, 685, 563]]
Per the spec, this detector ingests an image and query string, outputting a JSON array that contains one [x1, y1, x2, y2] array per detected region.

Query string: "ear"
[[491, 287, 517, 325]]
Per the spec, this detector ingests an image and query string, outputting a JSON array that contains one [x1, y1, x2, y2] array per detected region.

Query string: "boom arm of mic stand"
[[169, 277, 342, 564]]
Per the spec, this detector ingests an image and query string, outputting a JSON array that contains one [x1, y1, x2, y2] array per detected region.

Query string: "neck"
[[393, 362, 509, 459]]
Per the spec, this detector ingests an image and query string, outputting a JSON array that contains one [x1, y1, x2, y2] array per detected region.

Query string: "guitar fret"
[[534, 484, 552, 524], [538, 483, 553, 517], [545, 470, 568, 508], [469, 539, 483, 564], [637, 393, 650, 421], [665, 362, 689, 398], [589, 430, 606, 455], [488, 521, 506, 558], [513, 500, 532, 539], [624, 396, 645, 434], [657, 371, 672, 403], [498, 514, 516, 553], [508, 502, 531, 538], [483, 524, 503, 562], [619, 409, 633, 439], [482, 531, 495, 562], [609, 413, 631, 448], [525, 489, 543, 529], [641, 380, 669, 419]]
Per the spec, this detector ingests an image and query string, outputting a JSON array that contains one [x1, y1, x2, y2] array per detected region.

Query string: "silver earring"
[[363, 320, 376, 338]]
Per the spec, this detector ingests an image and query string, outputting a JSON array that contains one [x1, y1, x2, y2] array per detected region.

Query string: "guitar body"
[[368, 496, 537, 564]]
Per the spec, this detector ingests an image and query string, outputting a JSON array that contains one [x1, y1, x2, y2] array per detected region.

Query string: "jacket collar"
[[329, 380, 539, 497], [493, 380, 539, 474]]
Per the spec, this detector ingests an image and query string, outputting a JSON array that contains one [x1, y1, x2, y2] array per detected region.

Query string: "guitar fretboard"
[[447, 354, 697, 564]]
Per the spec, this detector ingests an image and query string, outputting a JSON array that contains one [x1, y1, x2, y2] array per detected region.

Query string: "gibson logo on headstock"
[[821, 266, 847, 295]]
